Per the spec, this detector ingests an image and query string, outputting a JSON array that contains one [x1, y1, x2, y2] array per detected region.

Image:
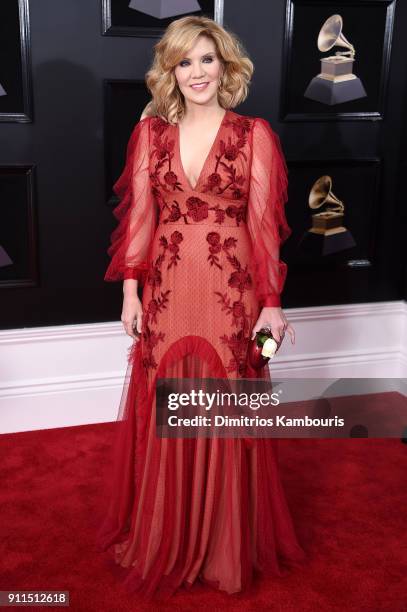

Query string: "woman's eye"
[[179, 57, 214, 67]]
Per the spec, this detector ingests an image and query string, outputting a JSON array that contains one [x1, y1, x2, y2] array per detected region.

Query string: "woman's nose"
[[191, 62, 205, 78]]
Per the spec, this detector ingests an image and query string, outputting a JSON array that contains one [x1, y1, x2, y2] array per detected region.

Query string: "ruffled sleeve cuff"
[[260, 294, 282, 308]]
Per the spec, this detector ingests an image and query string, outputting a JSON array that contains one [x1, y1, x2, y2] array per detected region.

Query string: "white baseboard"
[[1, 301, 406, 434]]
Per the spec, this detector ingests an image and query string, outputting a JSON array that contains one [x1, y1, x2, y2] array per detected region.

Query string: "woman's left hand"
[[251, 306, 295, 345]]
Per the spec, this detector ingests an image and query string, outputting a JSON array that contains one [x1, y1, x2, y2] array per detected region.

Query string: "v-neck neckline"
[[176, 109, 229, 192]]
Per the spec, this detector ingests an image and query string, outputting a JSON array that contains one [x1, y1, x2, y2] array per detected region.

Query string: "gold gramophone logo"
[[309, 175, 345, 228], [304, 14, 367, 105], [299, 175, 356, 255]]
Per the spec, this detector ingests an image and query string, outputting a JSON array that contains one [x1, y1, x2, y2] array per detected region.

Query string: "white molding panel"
[[0, 301, 406, 434]]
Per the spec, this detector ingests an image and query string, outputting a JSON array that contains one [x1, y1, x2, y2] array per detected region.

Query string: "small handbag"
[[248, 326, 282, 370]]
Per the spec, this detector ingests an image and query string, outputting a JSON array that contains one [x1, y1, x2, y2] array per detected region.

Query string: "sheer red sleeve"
[[104, 117, 157, 285], [247, 117, 292, 308]]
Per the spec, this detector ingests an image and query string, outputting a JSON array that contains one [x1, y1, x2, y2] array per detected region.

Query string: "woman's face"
[[174, 35, 224, 108]]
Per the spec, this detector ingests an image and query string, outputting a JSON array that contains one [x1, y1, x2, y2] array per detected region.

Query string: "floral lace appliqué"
[[142, 230, 184, 371], [201, 115, 252, 198], [206, 231, 253, 377]]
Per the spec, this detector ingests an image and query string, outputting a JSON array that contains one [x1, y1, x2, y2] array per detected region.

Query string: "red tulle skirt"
[[96, 220, 306, 602]]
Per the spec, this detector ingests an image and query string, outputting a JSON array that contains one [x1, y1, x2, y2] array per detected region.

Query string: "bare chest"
[[178, 123, 223, 191]]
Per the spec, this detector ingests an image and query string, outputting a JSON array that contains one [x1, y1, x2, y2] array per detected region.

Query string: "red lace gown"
[[96, 109, 306, 601]]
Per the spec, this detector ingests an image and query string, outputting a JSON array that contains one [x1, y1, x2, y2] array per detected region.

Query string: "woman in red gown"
[[96, 14, 306, 601]]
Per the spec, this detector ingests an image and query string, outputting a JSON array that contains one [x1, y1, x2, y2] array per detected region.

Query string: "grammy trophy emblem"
[[304, 14, 367, 105], [299, 175, 356, 256], [128, 0, 200, 18]]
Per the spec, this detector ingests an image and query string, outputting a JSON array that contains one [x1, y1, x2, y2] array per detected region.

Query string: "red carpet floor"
[[0, 423, 406, 611]]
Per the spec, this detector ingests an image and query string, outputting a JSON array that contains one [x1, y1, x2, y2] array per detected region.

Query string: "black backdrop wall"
[[1, 0, 406, 330]]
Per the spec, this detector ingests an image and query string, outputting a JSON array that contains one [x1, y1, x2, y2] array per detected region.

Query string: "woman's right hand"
[[121, 292, 143, 341]]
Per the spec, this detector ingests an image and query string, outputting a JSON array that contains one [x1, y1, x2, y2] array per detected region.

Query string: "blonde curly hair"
[[142, 15, 254, 124]]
